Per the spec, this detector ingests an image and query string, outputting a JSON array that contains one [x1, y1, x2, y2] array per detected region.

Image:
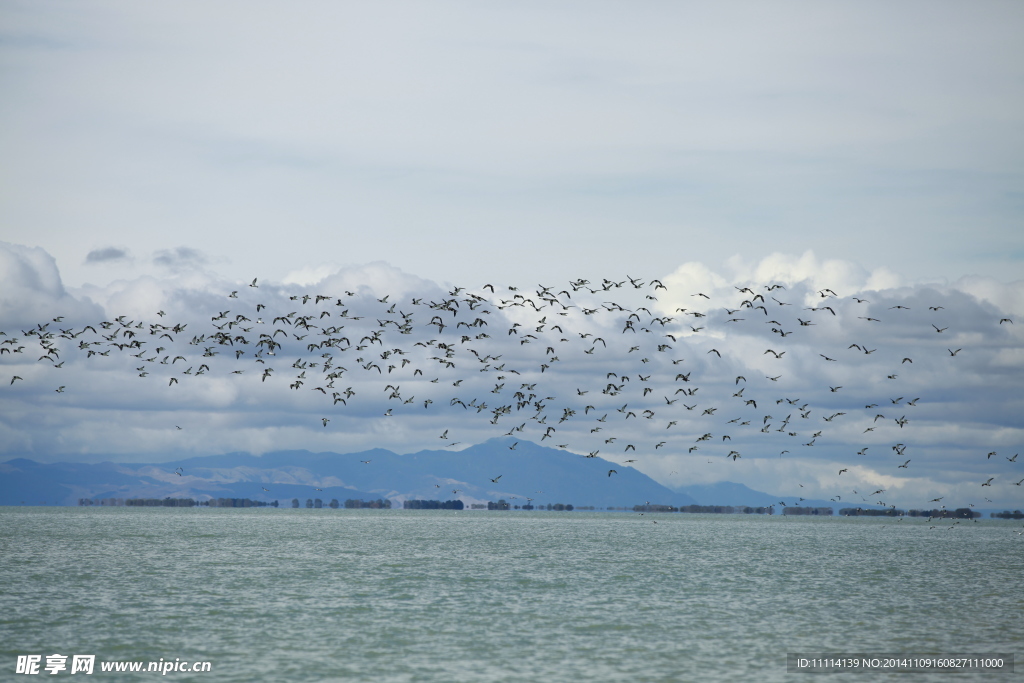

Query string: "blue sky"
[[1, 1, 1022, 508]]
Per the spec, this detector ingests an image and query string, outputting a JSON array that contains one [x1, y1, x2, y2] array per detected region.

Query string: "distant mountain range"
[[0, 438, 834, 509]]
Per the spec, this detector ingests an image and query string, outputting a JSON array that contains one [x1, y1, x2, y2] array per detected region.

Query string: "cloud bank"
[[1, 242, 1021, 511]]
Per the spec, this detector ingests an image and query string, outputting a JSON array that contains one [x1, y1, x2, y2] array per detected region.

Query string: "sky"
[[1, 1, 1022, 508]]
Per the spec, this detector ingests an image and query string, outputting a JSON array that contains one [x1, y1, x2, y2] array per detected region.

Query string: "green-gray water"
[[2, 507, 1021, 682]]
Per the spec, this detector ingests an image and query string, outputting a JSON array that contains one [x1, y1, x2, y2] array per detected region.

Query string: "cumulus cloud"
[[954, 275, 1024, 318], [728, 251, 902, 297], [660, 251, 906, 317], [282, 261, 444, 302], [0, 242, 104, 326]]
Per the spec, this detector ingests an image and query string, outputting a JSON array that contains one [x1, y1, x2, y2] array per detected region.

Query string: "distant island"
[[839, 507, 981, 518], [79, 497, 278, 507], [11, 442, 1018, 515], [74, 498, 1022, 521]]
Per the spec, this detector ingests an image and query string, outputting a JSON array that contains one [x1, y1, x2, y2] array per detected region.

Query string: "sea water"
[[1, 507, 1021, 682]]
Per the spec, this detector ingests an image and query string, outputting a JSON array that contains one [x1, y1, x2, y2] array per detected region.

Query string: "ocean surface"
[[2, 507, 1021, 682]]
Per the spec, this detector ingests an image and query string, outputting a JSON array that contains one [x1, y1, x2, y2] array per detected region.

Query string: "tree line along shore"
[[75, 498, 1016, 518]]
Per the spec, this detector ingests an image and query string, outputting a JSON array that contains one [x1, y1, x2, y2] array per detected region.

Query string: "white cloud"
[[954, 276, 1024, 318], [281, 261, 444, 301], [0, 241, 103, 326]]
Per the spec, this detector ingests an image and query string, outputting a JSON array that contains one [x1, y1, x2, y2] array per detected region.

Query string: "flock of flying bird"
[[2, 272, 1021, 517]]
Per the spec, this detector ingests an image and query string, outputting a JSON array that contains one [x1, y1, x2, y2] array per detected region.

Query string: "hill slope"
[[2, 438, 702, 507]]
